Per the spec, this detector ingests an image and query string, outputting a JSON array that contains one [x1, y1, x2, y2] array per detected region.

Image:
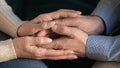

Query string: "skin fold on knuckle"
[[30, 25, 40, 35], [40, 23, 48, 30], [23, 37, 32, 46], [52, 41, 63, 49], [56, 26, 67, 35], [35, 37, 44, 45]]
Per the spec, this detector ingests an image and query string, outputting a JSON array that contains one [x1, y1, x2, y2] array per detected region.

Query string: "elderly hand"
[[55, 15, 105, 35], [13, 36, 77, 60], [36, 15, 105, 39], [17, 9, 81, 37], [39, 25, 88, 57]]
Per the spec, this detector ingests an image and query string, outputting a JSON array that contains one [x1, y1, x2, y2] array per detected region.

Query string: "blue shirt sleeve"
[[87, 0, 120, 61], [86, 35, 120, 62], [91, 0, 120, 35]]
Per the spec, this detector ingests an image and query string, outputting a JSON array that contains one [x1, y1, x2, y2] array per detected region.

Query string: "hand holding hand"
[[13, 36, 77, 60], [55, 15, 105, 34], [40, 25, 88, 57], [17, 9, 81, 37]]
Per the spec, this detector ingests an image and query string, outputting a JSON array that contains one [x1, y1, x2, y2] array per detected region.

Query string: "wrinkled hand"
[[13, 36, 77, 60], [40, 25, 88, 57], [55, 15, 105, 34], [17, 9, 81, 37]]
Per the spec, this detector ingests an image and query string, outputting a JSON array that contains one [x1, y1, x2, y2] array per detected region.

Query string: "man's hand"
[[55, 15, 105, 34], [13, 36, 77, 60], [40, 25, 88, 57], [17, 9, 81, 37]]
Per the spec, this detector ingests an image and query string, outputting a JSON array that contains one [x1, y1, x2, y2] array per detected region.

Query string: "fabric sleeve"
[[86, 35, 120, 62], [0, 0, 24, 37], [0, 39, 17, 62]]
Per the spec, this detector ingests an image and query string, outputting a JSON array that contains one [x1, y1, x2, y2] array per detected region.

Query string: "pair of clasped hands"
[[13, 9, 104, 60]]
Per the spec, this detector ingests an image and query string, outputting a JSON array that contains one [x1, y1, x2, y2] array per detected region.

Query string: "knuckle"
[[38, 38, 44, 44], [58, 9, 63, 11], [58, 9, 69, 12], [40, 14, 48, 18], [38, 14, 45, 17], [34, 37, 44, 45], [57, 9, 66, 13], [37, 14, 48, 22], [31, 28, 36, 34], [53, 41, 63, 49], [24, 37, 31, 45], [40, 23, 47, 29], [60, 26, 67, 33], [60, 19, 66, 25]]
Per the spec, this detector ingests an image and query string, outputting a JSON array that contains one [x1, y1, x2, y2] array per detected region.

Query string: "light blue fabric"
[[0, 59, 48, 68], [86, 0, 120, 61], [87, 35, 120, 61]]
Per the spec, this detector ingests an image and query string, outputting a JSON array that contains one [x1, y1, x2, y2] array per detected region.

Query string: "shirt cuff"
[[86, 35, 114, 61], [0, 39, 17, 62]]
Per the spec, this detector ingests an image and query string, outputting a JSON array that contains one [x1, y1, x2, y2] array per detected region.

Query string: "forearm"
[[91, 0, 120, 35], [0, 0, 24, 37], [86, 35, 120, 62], [0, 39, 17, 62]]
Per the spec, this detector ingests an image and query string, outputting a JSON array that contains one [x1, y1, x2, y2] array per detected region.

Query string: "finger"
[[52, 25, 76, 38], [52, 25, 87, 40], [40, 48, 78, 60], [42, 55, 78, 60], [31, 9, 81, 23], [49, 9, 81, 19], [54, 17, 80, 27], [57, 9, 81, 14], [44, 49, 75, 56], [32, 47, 77, 60], [41, 38, 68, 49], [35, 21, 55, 31], [33, 37, 52, 45]]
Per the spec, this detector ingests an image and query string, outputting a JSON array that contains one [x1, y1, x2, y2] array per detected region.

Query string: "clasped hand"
[[13, 9, 104, 60]]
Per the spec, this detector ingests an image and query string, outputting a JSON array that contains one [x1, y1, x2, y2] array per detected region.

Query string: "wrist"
[[81, 32, 88, 57], [92, 15, 105, 34], [17, 21, 29, 37]]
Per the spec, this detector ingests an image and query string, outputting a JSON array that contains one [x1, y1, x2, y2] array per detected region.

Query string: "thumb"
[[52, 25, 75, 38]]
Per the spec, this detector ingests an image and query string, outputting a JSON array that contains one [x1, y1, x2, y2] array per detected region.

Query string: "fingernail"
[[72, 56, 78, 59], [52, 25, 58, 30], [50, 21, 55, 26], [69, 51, 75, 54], [67, 51, 75, 54], [69, 55, 78, 60], [45, 38, 52, 43], [77, 11, 82, 14]]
